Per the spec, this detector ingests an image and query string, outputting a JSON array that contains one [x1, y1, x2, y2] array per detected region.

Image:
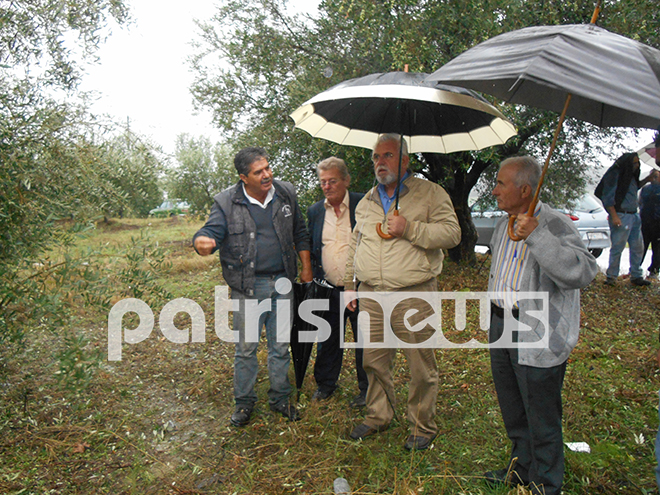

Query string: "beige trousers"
[[358, 278, 439, 438]]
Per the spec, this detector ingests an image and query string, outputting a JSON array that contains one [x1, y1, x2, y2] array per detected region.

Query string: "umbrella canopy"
[[425, 24, 660, 130], [427, 21, 660, 240], [637, 141, 659, 171], [290, 71, 517, 154]]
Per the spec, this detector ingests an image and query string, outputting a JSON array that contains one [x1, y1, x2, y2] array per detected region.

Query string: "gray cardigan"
[[488, 202, 598, 368]]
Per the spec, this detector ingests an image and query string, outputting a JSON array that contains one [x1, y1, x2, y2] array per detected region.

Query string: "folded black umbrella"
[[290, 279, 334, 395]]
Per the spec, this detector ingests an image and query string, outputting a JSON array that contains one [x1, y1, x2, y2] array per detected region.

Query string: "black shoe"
[[349, 391, 367, 409], [631, 277, 651, 286], [270, 402, 300, 421], [403, 434, 435, 451], [230, 406, 253, 427], [312, 388, 335, 401], [484, 468, 527, 487]]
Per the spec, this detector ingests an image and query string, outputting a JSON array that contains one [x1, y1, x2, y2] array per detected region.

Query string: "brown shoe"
[[403, 434, 435, 451], [349, 423, 388, 440]]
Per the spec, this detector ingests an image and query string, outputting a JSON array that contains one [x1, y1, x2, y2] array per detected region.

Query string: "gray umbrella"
[[426, 23, 660, 129], [426, 20, 660, 239]]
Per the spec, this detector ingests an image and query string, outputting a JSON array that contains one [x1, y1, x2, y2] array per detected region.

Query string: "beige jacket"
[[344, 175, 461, 291]]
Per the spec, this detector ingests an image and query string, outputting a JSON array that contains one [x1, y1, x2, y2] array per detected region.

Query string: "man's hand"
[[300, 265, 313, 283], [607, 206, 622, 227], [386, 212, 407, 237], [194, 236, 217, 256], [514, 214, 538, 240], [344, 290, 358, 312], [298, 250, 313, 283]]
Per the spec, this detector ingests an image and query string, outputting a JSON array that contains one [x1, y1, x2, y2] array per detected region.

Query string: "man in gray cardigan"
[[484, 156, 598, 495]]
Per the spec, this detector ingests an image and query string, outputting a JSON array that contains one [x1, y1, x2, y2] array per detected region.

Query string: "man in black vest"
[[193, 147, 312, 427], [307, 157, 367, 407]]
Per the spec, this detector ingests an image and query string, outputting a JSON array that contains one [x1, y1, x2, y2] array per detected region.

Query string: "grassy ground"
[[1, 217, 659, 494]]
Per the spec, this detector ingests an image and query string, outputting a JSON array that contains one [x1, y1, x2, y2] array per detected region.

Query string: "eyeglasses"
[[320, 179, 340, 187], [371, 152, 395, 163]]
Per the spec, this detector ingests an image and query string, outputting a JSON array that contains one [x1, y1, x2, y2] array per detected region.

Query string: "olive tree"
[[190, 0, 658, 261]]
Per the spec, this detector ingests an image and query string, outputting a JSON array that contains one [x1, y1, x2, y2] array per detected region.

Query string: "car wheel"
[[589, 248, 602, 258]]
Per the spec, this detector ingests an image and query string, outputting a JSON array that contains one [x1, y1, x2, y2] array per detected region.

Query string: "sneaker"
[[230, 406, 253, 427], [270, 402, 301, 421], [604, 277, 616, 286], [631, 277, 651, 286]]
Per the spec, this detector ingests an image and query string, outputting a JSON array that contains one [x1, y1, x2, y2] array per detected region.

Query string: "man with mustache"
[[193, 147, 312, 426], [344, 134, 461, 450]]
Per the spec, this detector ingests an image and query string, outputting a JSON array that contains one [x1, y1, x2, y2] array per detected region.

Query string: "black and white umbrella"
[[290, 71, 517, 154]]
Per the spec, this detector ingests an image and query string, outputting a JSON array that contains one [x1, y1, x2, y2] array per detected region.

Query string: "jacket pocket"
[[226, 221, 246, 257]]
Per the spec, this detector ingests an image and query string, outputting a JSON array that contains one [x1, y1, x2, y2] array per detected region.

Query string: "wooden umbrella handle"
[[506, 94, 573, 241], [377, 210, 399, 239]]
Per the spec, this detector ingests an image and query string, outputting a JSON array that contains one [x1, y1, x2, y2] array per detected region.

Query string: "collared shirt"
[[321, 191, 351, 287], [242, 183, 275, 208], [491, 203, 541, 308], [378, 170, 411, 214]]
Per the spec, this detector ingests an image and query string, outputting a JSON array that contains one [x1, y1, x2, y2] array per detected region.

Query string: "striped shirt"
[[491, 204, 541, 309]]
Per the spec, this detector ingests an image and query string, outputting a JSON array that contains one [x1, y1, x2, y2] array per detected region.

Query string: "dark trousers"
[[314, 287, 368, 394], [489, 311, 567, 495], [642, 222, 660, 273]]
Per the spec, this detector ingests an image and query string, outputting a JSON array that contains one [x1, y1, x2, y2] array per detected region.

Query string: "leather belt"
[[491, 303, 519, 319]]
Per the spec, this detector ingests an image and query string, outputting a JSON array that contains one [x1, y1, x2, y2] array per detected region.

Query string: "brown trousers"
[[358, 278, 439, 438]]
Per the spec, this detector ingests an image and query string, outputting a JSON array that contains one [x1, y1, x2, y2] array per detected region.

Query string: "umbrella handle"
[[377, 210, 399, 239], [507, 215, 522, 242], [506, 199, 537, 242], [506, 94, 573, 241]]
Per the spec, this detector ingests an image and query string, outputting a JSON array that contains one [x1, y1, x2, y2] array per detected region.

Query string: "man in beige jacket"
[[344, 133, 461, 450]]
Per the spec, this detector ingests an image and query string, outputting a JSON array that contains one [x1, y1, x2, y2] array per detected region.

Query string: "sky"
[[78, 1, 657, 164], [79, 0, 317, 157], [79, 1, 224, 157]]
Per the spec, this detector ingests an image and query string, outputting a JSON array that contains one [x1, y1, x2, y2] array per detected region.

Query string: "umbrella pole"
[[507, 94, 573, 240], [376, 115, 406, 239], [507, 0, 602, 240], [591, 0, 602, 24], [375, 138, 403, 239]]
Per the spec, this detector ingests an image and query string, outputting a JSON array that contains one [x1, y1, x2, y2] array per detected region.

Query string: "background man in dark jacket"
[[598, 152, 651, 286], [193, 147, 312, 427], [307, 157, 367, 407]]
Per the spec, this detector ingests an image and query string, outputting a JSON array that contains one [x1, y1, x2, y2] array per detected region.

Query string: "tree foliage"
[[168, 134, 237, 215], [190, 0, 659, 261], [101, 129, 164, 218], [0, 0, 129, 342]]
